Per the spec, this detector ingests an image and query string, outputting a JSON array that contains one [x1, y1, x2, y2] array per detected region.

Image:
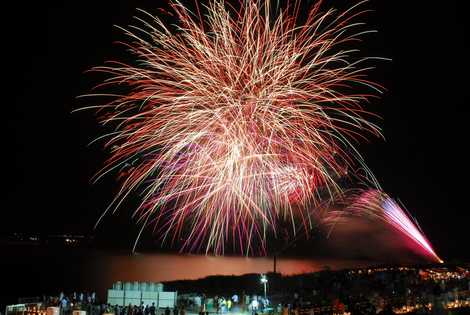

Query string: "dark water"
[[0, 245, 377, 309]]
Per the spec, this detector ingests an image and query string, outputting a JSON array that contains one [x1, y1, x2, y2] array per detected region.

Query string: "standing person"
[[215, 298, 220, 314], [172, 307, 178, 315], [220, 298, 226, 314], [227, 299, 232, 312], [149, 303, 156, 315], [199, 302, 206, 315], [164, 307, 171, 315], [251, 299, 259, 315], [60, 296, 68, 314], [244, 294, 250, 313], [231, 294, 238, 305], [281, 304, 288, 315]]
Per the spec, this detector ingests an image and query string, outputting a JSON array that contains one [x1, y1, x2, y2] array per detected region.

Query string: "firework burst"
[[82, 0, 385, 254]]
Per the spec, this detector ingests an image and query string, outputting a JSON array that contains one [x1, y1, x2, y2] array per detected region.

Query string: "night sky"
[[4, 1, 468, 260]]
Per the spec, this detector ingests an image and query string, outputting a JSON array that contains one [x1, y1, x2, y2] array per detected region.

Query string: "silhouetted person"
[[149, 303, 156, 315]]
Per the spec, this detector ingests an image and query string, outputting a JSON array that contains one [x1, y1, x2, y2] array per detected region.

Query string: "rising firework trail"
[[80, 0, 386, 254], [340, 190, 443, 263]]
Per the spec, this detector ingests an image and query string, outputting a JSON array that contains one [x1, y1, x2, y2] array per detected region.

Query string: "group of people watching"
[[47, 292, 182, 315]]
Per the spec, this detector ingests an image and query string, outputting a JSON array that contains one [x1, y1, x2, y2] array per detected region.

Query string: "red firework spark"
[[323, 189, 443, 263], [81, 0, 385, 254]]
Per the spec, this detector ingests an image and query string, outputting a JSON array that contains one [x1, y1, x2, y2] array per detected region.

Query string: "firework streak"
[[83, 0, 386, 254], [342, 190, 443, 263]]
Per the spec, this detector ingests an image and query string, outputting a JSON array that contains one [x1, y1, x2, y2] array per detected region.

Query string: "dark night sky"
[[3, 1, 468, 260]]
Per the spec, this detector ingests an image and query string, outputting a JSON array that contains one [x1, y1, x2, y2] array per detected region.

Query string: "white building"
[[107, 281, 177, 308]]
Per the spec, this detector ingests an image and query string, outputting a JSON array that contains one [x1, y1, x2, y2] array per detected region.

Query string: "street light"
[[260, 274, 268, 300]]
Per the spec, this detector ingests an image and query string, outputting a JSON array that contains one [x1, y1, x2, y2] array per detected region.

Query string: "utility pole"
[[273, 254, 277, 273]]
